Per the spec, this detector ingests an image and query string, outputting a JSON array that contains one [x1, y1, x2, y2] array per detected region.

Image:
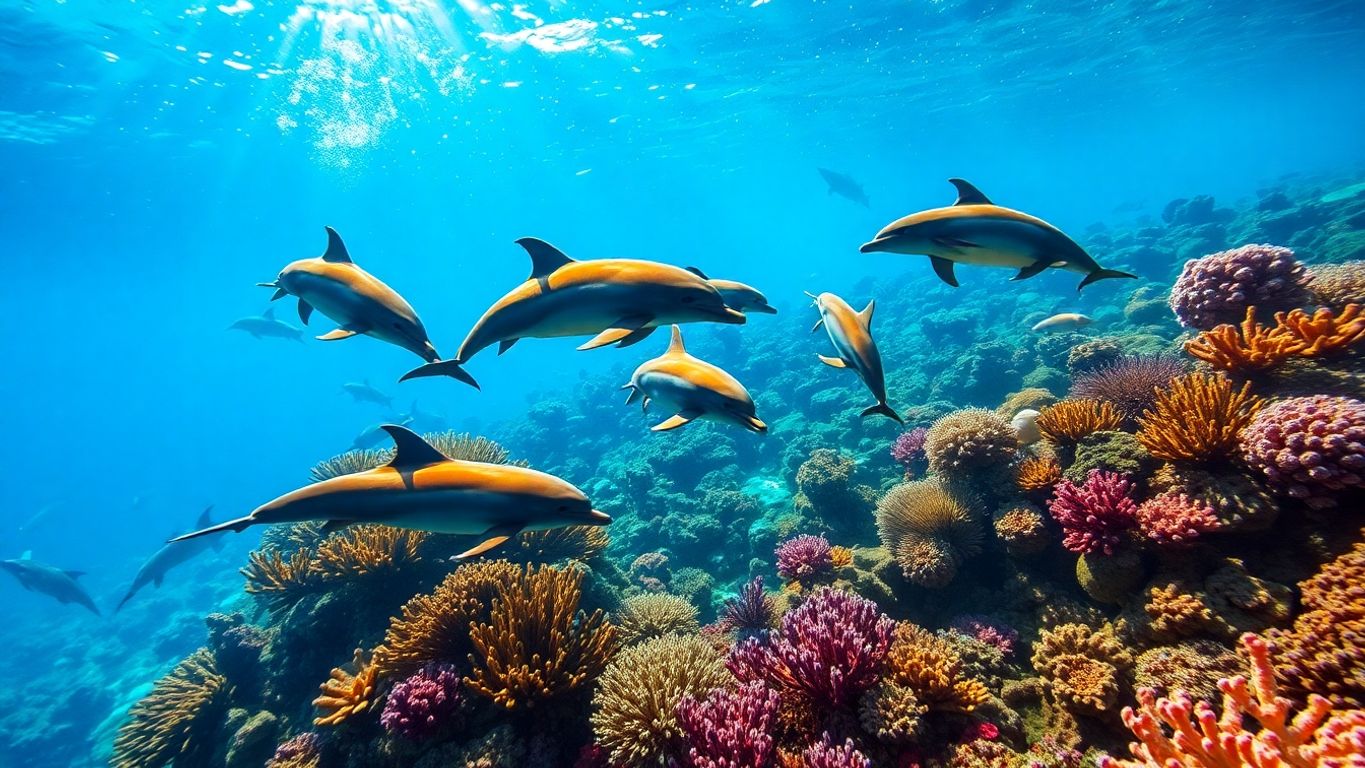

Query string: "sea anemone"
[[717, 576, 777, 636], [1016, 456, 1063, 494], [875, 479, 983, 587], [1168, 243, 1311, 330], [1240, 394, 1365, 510]]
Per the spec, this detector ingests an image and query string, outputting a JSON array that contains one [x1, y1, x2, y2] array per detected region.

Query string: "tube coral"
[[1136, 372, 1263, 463], [112, 649, 230, 768], [875, 478, 983, 587], [1047, 470, 1138, 556], [675, 682, 781, 768], [1240, 395, 1365, 510], [1036, 399, 1124, 446]]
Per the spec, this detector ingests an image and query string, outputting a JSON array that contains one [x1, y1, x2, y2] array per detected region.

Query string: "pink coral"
[[266, 732, 321, 767], [1135, 492, 1222, 546], [891, 427, 929, 473], [675, 682, 781, 768], [717, 576, 776, 637], [1169, 244, 1311, 330], [801, 733, 872, 768], [728, 587, 894, 709], [775, 535, 834, 583], [948, 615, 1019, 657], [1240, 395, 1365, 510], [1047, 470, 1139, 555], [379, 662, 463, 740]]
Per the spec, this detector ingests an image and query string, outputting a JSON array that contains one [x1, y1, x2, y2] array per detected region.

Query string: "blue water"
[[2, 0, 1364, 764]]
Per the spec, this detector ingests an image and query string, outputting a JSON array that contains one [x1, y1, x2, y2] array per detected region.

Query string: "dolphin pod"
[[624, 325, 766, 433]]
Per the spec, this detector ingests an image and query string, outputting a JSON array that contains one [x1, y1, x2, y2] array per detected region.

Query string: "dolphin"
[[169, 425, 611, 560], [342, 379, 393, 408], [228, 306, 304, 342], [401, 238, 746, 386], [258, 227, 475, 387], [808, 291, 901, 424], [818, 167, 870, 208], [683, 267, 777, 315], [623, 325, 766, 433], [859, 179, 1137, 292], [403, 400, 448, 432], [1, 552, 100, 615], [1031, 313, 1093, 332], [352, 415, 414, 451], [116, 507, 225, 612]]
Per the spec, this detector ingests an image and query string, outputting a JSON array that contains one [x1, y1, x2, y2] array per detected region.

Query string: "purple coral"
[[1047, 470, 1138, 555], [675, 682, 781, 768], [727, 587, 893, 708], [1135, 492, 1221, 545], [717, 576, 776, 637], [801, 733, 872, 768], [1070, 355, 1188, 422], [1241, 395, 1365, 510], [948, 615, 1020, 657], [1168, 243, 1311, 330], [379, 662, 463, 740], [775, 535, 834, 583], [267, 732, 321, 767], [890, 427, 929, 473]]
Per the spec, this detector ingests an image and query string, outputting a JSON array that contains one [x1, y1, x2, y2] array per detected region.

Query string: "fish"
[[352, 415, 413, 450], [818, 167, 871, 208], [808, 291, 901, 423], [1, 552, 100, 615], [623, 325, 767, 433], [859, 179, 1137, 291], [342, 379, 393, 408], [401, 238, 746, 386], [258, 227, 475, 388], [116, 506, 225, 612], [684, 267, 777, 315], [1031, 313, 1093, 332], [227, 306, 304, 342], [168, 425, 611, 560], [1011, 409, 1042, 445]]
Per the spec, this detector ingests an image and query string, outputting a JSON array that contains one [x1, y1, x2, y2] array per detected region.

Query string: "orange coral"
[[314, 648, 378, 727], [1037, 399, 1124, 445], [1032, 623, 1134, 716], [241, 548, 322, 611], [1184, 304, 1365, 373], [830, 545, 854, 569], [1017, 456, 1063, 493], [314, 524, 424, 579], [881, 623, 990, 714], [1135, 373, 1263, 463]]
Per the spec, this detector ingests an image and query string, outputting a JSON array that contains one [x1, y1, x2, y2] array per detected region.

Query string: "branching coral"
[[800, 733, 872, 768], [676, 682, 781, 768], [309, 448, 389, 481], [1240, 394, 1365, 510], [1017, 456, 1063, 494], [1036, 399, 1124, 446], [241, 547, 323, 611], [1184, 305, 1365, 373], [1032, 623, 1134, 716], [879, 623, 991, 715], [1072, 356, 1189, 424], [507, 525, 609, 563], [718, 575, 777, 635], [1135, 372, 1263, 463], [112, 649, 229, 768], [308, 432, 518, 482], [266, 732, 322, 768], [1047, 470, 1138, 556], [614, 593, 700, 645], [875, 478, 983, 587], [313, 524, 424, 579], [776, 534, 835, 584], [1136, 492, 1222, 546], [314, 648, 379, 726], [380, 662, 463, 740], [925, 408, 1019, 474]]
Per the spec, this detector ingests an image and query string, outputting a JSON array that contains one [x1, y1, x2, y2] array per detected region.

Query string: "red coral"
[[1047, 470, 1139, 555], [1136, 492, 1222, 546]]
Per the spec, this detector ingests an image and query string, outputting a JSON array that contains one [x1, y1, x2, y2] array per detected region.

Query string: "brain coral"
[[875, 479, 983, 587], [1240, 394, 1365, 510], [613, 593, 700, 645], [1169, 243, 1311, 330], [924, 408, 1018, 474]]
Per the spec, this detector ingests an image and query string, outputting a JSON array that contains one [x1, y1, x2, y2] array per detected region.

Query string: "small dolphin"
[[859, 179, 1137, 292], [228, 306, 304, 342], [1, 552, 100, 615], [818, 167, 870, 208], [169, 425, 612, 560], [403, 400, 449, 432], [402, 238, 746, 385], [117, 506, 225, 612], [342, 379, 393, 408], [683, 267, 777, 315], [259, 228, 474, 387], [623, 325, 766, 433], [809, 291, 901, 423], [1011, 409, 1042, 445], [1031, 313, 1093, 332], [352, 415, 414, 451]]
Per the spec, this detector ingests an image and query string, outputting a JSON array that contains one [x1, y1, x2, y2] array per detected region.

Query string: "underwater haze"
[[2, 0, 1365, 766]]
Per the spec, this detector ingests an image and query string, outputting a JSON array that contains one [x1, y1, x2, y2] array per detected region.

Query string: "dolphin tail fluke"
[[115, 590, 135, 613], [1077, 268, 1137, 291], [860, 402, 903, 425], [399, 360, 480, 390], [168, 515, 254, 543]]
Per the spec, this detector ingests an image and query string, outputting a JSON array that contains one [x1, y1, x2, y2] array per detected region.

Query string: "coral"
[[881, 623, 991, 714], [630, 551, 672, 588], [1064, 431, 1158, 482], [999, 386, 1061, 416], [309, 448, 389, 481], [1072, 355, 1188, 424], [1076, 549, 1144, 604], [1240, 395, 1365, 510], [507, 525, 609, 563], [313, 524, 424, 579], [465, 564, 619, 710], [1130, 580, 1222, 643], [112, 649, 230, 768], [858, 677, 926, 744], [614, 593, 700, 645], [380, 662, 463, 740], [890, 426, 929, 472], [793, 449, 876, 528], [206, 613, 268, 689], [259, 521, 327, 555], [1032, 623, 1134, 716], [1017, 456, 1063, 494], [1037, 399, 1125, 446], [1068, 339, 1126, 376], [266, 732, 322, 768], [1310, 261, 1365, 310], [1185, 304, 1365, 373], [728, 587, 894, 708], [994, 503, 1050, 556], [949, 615, 1019, 658], [776, 534, 835, 584], [829, 545, 853, 569], [925, 408, 1019, 474], [314, 648, 379, 726], [718, 575, 778, 635], [241, 548, 323, 612], [1136, 373, 1263, 463], [875, 478, 983, 587], [1047, 470, 1138, 556], [676, 681, 781, 768], [1135, 492, 1222, 546], [1134, 640, 1243, 703], [591, 633, 730, 767], [1169, 243, 1311, 330], [1151, 464, 1279, 531], [1101, 634, 1365, 768], [800, 733, 871, 768]]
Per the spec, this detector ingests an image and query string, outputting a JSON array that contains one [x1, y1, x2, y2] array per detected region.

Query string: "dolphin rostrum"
[[342, 379, 393, 408], [1, 552, 100, 615], [228, 306, 304, 342], [623, 325, 767, 433], [683, 267, 778, 315], [401, 238, 746, 386], [117, 506, 225, 612], [809, 291, 902, 424], [818, 167, 871, 208], [859, 179, 1136, 292], [169, 425, 612, 560], [258, 227, 475, 387]]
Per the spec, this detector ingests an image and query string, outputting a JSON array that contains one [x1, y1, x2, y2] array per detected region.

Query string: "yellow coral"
[[882, 623, 990, 714], [1135, 373, 1263, 463], [1036, 399, 1124, 445], [314, 524, 424, 579], [875, 479, 982, 588], [613, 593, 700, 645], [830, 545, 854, 569], [507, 525, 609, 563], [241, 548, 322, 611], [112, 649, 229, 768], [993, 504, 1050, 556], [1032, 623, 1134, 715], [314, 648, 378, 726]]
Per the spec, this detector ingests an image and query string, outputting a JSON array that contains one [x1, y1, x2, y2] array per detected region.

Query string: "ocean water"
[[2, 1, 1364, 766]]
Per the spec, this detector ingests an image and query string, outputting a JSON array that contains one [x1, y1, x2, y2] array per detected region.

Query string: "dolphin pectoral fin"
[[811, 318, 824, 333], [615, 326, 657, 348], [818, 355, 848, 368], [1012, 261, 1050, 281], [929, 256, 959, 287], [516, 237, 575, 280], [455, 525, 523, 560], [578, 316, 652, 351], [317, 327, 362, 341], [684, 266, 710, 280], [1077, 268, 1138, 292], [322, 227, 353, 264], [652, 410, 702, 431], [400, 360, 480, 390], [298, 299, 314, 325], [263, 286, 288, 300], [948, 178, 993, 205], [498, 339, 518, 355]]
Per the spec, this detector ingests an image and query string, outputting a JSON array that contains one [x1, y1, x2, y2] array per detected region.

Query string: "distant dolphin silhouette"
[[818, 167, 871, 208], [1, 552, 100, 615], [228, 306, 304, 342], [117, 506, 225, 612], [342, 379, 393, 408]]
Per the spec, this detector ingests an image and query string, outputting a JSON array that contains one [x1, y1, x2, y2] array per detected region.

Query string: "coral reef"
[[375, 560, 521, 677], [1310, 261, 1365, 310], [1048, 470, 1138, 556], [1032, 623, 1134, 716], [1134, 491, 1221, 546], [614, 593, 700, 645], [379, 662, 463, 740], [1016, 456, 1062, 494], [875, 478, 983, 587], [676, 681, 781, 768], [1135, 372, 1263, 463], [775, 534, 835, 585], [1185, 304, 1365, 373], [1240, 394, 1365, 510], [1169, 243, 1312, 330], [112, 649, 230, 768], [925, 408, 1019, 474], [1071, 356, 1187, 424], [314, 648, 378, 726], [1037, 399, 1124, 446]]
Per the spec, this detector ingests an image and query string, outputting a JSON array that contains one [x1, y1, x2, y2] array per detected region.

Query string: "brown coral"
[[1184, 304, 1365, 373], [313, 524, 424, 579], [875, 479, 983, 588], [1310, 262, 1365, 311], [506, 525, 609, 563], [881, 623, 991, 715], [1032, 623, 1134, 716], [112, 649, 229, 768], [924, 408, 1019, 474], [1036, 399, 1124, 446], [993, 503, 1050, 556], [241, 548, 323, 612], [1016, 456, 1063, 494], [1135, 372, 1263, 463], [314, 648, 379, 726]]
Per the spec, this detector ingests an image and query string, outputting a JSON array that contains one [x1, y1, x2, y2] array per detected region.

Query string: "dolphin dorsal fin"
[[196, 505, 214, 528], [859, 299, 876, 325], [667, 325, 687, 355], [263, 306, 275, 320], [948, 178, 993, 206], [322, 227, 353, 263], [516, 238, 575, 280], [382, 424, 447, 468], [684, 266, 710, 280]]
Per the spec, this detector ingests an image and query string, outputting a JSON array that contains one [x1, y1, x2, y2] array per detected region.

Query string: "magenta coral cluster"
[[1168, 243, 1311, 330], [801, 733, 872, 768], [890, 427, 929, 472], [1240, 395, 1365, 510], [948, 615, 1020, 657], [1047, 470, 1138, 555], [717, 575, 775, 636], [775, 534, 834, 582], [728, 587, 894, 708], [379, 662, 463, 740], [1135, 491, 1221, 545], [675, 682, 781, 768], [266, 732, 321, 767]]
